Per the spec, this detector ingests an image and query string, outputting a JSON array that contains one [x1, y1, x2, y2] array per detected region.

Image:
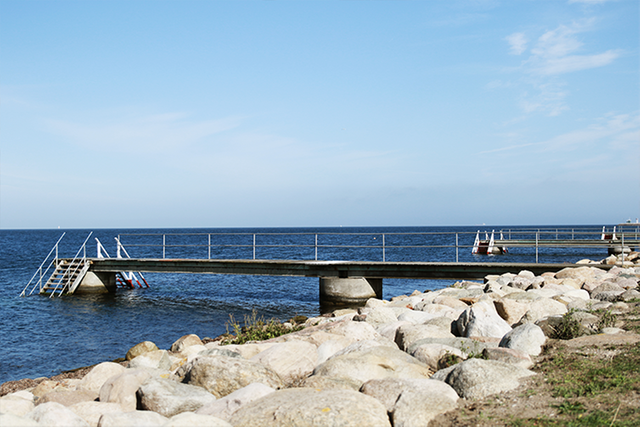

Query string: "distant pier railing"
[[116, 226, 640, 264]]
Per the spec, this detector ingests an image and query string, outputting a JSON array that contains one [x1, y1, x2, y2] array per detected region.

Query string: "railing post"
[[163, 235, 166, 259], [621, 233, 625, 264], [253, 234, 256, 260], [208, 234, 211, 260], [382, 234, 386, 262], [315, 234, 318, 261], [456, 233, 459, 263], [535, 232, 539, 263]]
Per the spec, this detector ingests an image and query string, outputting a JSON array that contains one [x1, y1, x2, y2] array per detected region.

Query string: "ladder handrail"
[[21, 233, 66, 297], [49, 232, 93, 297]]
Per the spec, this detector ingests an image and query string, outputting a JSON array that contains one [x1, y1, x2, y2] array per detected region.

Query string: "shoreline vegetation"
[[1, 251, 639, 426]]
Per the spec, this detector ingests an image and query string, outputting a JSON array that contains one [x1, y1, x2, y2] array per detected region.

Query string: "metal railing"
[[21, 233, 67, 296], [48, 232, 94, 297], [116, 229, 639, 264]]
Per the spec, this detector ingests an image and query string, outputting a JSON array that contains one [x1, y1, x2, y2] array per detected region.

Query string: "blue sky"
[[1, 0, 638, 229]]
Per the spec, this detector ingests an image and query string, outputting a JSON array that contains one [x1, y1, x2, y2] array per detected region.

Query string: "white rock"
[[228, 388, 391, 427], [456, 301, 512, 338], [196, 383, 275, 420], [0, 391, 35, 417], [395, 323, 455, 351], [137, 377, 216, 417], [170, 334, 203, 353], [26, 401, 89, 427], [409, 343, 466, 370], [499, 323, 546, 356], [78, 362, 126, 394], [365, 307, 398, 327], [250, 340, 318, 384], [0, 413, 42, 427], [99, 369, 152, 412], [520, 297, 568, 324]]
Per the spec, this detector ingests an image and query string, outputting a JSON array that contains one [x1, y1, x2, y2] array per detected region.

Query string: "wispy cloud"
[[526, 21, 619, 76], [505, 32, 528, 55], [503, 19, 621, 116], [45, 113, 243, 153], [480, 111, 640, 155]]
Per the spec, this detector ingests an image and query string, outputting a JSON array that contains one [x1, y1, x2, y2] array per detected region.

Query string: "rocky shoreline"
[[1, 251, 639, 427]]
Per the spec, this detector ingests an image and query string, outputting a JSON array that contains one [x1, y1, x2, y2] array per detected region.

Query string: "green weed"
[[223, 309, 303, 345]]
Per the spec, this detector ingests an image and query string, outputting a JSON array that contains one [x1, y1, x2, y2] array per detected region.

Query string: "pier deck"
[[88, 258, 610, 281]]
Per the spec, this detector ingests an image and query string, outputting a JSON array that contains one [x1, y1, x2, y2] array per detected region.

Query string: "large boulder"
[[98, 369, 152, 411], [432, 358, 535, 399], [137, 377, 216, 417], [26, 401, 90, 427], [227, 388, 391, 427], [311, 346, 432, 388], [78, 362, 126, 393], [499, 323, 546, 356], [456, 301, 512, 338], [482, 347, 534, 369], [250, 340, 317, 384], [196, 383, 275, 420], [184, 355, 283, 398]]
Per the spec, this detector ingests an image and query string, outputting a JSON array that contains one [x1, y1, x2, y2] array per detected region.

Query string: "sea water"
[[0, 225, 613, 383]]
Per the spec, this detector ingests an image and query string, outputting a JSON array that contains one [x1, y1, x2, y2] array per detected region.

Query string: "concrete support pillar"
[[75, 271, 117, 294], [319, 277, 382, 306]]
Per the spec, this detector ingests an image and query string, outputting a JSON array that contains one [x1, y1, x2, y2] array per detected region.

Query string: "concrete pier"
[[319, 277, 382, 306]]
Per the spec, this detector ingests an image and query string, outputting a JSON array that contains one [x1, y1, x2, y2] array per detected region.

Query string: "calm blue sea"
[[0, 225, 618, 384]]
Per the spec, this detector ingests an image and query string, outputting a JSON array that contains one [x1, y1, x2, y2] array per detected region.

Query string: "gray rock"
[[97, 410, 168, 427], [619, 289, 640, 301], [499, 323, 546, 356], [26, 401, 90, 427], [137, 377, 216, 417], [184, 355, 283, 398], [434, 358, 535, 399], [196, 383, 275, 420], [227, 388, 391, 427], [199, 348, 242, 358], [312, 345, 432, 388]]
